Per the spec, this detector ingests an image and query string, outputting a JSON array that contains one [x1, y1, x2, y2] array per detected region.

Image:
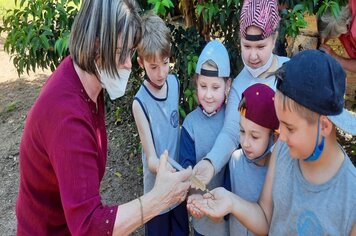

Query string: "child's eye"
[[150, 66, 157, 70], [240, 129, 245, 134], [213, 86, 220, 90], [252, 136, 259, 140], [258, 45, 265, 49], [285, 126, 294, 133]]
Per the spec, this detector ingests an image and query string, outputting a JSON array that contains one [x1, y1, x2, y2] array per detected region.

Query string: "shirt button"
[[106, 219, 109, 224], [110, 209, 113, 213], [107, 231, 110, 235]]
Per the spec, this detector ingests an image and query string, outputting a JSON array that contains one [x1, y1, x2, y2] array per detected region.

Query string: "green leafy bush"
[[1, 0, 351, 118], [0, 0, 80, 76]]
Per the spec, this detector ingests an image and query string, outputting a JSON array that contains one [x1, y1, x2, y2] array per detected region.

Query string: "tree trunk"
[[181, 0, 194, 27]]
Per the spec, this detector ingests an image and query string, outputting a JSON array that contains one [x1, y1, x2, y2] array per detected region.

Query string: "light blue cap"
[[195, 39, 230, 77]]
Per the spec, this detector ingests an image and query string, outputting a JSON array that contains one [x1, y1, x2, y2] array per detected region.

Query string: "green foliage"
[[168, 24, 205, 119], [196, 2, 219, 23], [147, 0, 173, 16], [278, 0, 348, 38], [0, 0, 80, 76], [0, 0, 350, 121], [280, 4, 308, 38]]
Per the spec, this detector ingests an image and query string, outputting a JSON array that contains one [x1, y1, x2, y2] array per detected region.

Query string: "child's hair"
[[239, 0, 280, 40], [201, 59, 218, 71], [317, 5, 351, 39], [275, 90, 319, 124], [238, 83, 279, 130], [137, 11, 171, 62]]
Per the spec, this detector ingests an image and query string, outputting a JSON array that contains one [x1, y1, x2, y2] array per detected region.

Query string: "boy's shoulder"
[[344, 153, 356, 179], [229, 149, 245, 166], [275, 140, 356, 182]]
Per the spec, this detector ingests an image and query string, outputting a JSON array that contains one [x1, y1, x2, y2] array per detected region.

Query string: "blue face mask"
[[305, 116, 325, 162]]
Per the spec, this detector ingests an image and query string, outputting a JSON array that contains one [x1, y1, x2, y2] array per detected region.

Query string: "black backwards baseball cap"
[[276, 49, 356, 135]]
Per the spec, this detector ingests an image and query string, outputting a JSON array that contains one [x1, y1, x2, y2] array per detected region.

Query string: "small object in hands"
[[167, 157, 215, 199]]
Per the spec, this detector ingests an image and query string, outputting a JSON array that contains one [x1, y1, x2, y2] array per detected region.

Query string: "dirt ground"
[[0, 35, 144, 235]]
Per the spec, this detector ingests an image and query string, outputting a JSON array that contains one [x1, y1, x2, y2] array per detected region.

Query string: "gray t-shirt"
[[270, 141, 356, 235], [207, 55, 290, 174], [134, 74, 180, 214], [229, 149, 268, 236]]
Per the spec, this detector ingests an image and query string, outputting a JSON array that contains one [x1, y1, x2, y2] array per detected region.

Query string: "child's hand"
[[189, 187, 233, 221], [187, 194, 205, 218], [192, 159, 214, 187]]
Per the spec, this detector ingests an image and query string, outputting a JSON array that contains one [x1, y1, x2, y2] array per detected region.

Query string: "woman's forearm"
[[112, 191, 163, 235]]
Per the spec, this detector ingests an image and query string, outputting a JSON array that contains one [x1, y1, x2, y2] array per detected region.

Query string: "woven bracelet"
[[138, 197, 143, 226]]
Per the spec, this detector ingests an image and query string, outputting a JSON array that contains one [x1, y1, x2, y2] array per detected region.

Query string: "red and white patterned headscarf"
[[239, 0, 280, 40]]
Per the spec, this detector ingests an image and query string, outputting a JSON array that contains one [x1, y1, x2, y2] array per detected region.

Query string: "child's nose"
[[241, 137, 250, 148], [250, 49, 258, 60], [159, 67, 165, 78], [205, 88, 213, 98]]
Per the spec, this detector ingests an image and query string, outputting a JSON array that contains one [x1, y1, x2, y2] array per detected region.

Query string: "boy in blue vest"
[[132, 12, 189, 236], [188, 50, 356, 235]]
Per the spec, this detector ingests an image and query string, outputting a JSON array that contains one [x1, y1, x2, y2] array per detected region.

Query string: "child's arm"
[[351, 224, 356, 236], [132, 100, 159, 173], [190, 143, 277, 235], [179, 126, 196, 168], [193, 82, 241, 184]]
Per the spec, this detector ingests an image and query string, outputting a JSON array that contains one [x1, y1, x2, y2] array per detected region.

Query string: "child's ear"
[[137, 57, 144, 68], [225, 78, 232, 96], [273, 129, 280, 143], [320, 115, 333, 136]]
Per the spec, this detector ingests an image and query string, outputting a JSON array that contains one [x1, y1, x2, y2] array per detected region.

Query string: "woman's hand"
[[188, 187, 233, 220], [151, 150, 192, 209], [148, 157, 160, 173]]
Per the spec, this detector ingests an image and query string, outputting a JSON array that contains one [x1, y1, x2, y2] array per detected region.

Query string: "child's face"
[[240, 116, 271, 160], [196, 73, 228, 114], [241, 26, 275, 69], [274, 95, 319, 160], [139, 54, 170, 87]]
